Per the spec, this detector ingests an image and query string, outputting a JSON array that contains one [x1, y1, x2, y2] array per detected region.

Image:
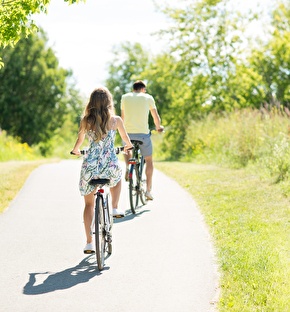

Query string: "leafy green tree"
[[105, 42, 150, 115], [142, 53, 177, 120], [0, 30, 75, 146], [149, 0, 252, 158], [248, 1, 290, 107], [162, 0, 256, 111], [0, 0, 83, 67], [38, 82, 84, 157]]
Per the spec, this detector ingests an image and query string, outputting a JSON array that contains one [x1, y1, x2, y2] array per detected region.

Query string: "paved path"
[[0, 160, 219, 312]]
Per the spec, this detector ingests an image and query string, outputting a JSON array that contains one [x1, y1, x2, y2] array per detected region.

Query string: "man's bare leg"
[[144, 155, 153, 198]]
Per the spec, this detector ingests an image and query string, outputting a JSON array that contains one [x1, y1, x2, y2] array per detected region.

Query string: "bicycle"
[[71, 146, 124, 271], [127, 128, 164, 214], [88, 177, 112, 271], [128, 140, 148, 214]]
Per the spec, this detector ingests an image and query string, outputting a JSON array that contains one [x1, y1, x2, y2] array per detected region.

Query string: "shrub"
[[178, 108, 290, 180], [0, 130, 40, 161]]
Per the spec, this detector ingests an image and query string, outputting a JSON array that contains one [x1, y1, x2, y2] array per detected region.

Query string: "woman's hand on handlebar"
[[70, 149, 81, 156]]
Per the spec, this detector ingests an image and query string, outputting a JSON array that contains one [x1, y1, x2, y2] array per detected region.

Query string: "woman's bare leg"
[[83, 191, 95, 243]]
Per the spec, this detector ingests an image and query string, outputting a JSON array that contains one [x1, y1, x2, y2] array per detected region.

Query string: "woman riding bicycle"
[[71, 86, 133, 254]]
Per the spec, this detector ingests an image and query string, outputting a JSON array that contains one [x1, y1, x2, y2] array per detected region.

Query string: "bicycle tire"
[[95, 195, 105, 271], [139, 156, 148, 206], [104, 193, 113, 255], [129, 164, 139, 214]]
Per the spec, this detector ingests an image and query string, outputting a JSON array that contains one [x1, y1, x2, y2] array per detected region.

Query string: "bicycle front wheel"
[[95, 195, 106, 271], [139, 156, 148, 206], [129, 165, 139, 214]]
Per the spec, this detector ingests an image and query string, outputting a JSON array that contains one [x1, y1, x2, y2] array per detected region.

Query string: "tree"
[[0, 29, 75, 146], [147, 0, 252, 158], [105, 42, 150, 116], [142, 53, 177, 121], [248, 1, 290, 107], [150, 0, 282, 159], [0, 0, 83, 67]]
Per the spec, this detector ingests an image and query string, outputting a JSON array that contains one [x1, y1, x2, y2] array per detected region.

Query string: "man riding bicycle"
[[121, 80, 164, 200]]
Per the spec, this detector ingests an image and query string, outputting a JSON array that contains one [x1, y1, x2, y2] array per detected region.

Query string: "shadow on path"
[[114, 207, 150, 223], [23, 255, 104, 295]]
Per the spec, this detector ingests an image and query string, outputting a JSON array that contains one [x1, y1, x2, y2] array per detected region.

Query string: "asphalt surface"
[[0, 160, 219, 312]]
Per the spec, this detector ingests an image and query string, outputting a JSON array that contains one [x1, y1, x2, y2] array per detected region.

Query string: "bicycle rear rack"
[[128, 158, 138, 165]]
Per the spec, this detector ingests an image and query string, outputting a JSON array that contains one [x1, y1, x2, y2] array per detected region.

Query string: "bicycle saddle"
[[89, 178, 110, 186], [131, 140, 143, 145]]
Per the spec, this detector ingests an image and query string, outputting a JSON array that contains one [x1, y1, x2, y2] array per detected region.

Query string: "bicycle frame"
[[90, 185, 112, 242]]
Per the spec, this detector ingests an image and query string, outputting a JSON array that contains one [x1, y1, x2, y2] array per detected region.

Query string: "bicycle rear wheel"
[[104, 193, 112, 255], [139, 156, 148, 206], [129, 164, 139, 214], [95, 195, 106, 271]]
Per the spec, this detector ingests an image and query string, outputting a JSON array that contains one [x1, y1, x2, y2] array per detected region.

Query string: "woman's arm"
[[71, 120, 86, 155], [115, 116, 133, 151]]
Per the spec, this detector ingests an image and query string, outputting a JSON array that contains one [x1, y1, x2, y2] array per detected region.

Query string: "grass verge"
[[155, 161, 290, 312], [0, 160, 54, 213]]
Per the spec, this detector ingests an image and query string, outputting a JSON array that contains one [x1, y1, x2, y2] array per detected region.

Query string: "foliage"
[[263, 134, 290, 182], [248, 1, 290, 107], [159, 0, 253, 112], [145, 0, 261, 157], [141, 53, 176, 118], [105, 0, 290, 159], [0, 130, 41, 161], [0, 0, 83, 67], [172, 107, 290, 183], [0, 29, 83, 149], [105, 42, 150, 115]]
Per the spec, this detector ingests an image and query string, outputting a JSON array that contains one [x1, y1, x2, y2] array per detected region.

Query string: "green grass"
[[0, 160, 53, 213], [155, 161, 290, 311]]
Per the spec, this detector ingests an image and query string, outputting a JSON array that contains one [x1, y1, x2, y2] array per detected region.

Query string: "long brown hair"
[[81, 87, 114, 141]]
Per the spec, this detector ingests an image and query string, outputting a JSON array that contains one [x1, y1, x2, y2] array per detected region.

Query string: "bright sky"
[[34, 0, 170, 97], [34, 0, 274, 98]]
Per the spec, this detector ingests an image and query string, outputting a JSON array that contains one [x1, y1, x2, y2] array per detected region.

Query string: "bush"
[[263, 134, 290, 182], [0, 130, 40, 161], [173, 108, 290, 181]]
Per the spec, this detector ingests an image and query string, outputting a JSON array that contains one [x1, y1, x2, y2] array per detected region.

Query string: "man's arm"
[[150, 108, 164, 132]]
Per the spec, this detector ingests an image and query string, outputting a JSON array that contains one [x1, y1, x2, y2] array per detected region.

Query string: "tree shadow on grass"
[[23, 255, 105, 295]]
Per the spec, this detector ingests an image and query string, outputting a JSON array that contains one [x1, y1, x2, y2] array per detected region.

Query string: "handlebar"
[[70, 146, 130, 156], [115, 146, 124, 154], [70, 150, 87, 156]]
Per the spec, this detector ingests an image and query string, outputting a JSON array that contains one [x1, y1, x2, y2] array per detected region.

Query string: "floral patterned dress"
[[79, 124, 122, 196]]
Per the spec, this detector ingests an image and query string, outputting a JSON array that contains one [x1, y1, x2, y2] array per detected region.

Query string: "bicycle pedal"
[[106, 235, 112, 244]]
